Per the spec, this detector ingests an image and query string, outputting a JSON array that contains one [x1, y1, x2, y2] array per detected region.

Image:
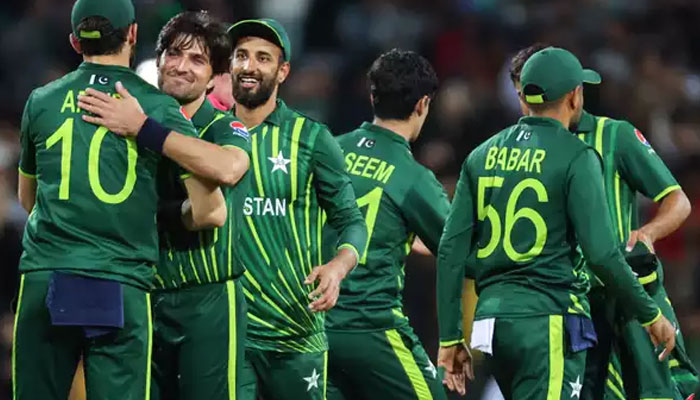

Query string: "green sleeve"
[[312, 128, 367, 262], [567, 148, 660, 325], [205, 116, 251, 154], [615, 122, 680, 201], [436, 158, 473, 345], [401, 168, 450, 253], [18, 91, 37, 178]]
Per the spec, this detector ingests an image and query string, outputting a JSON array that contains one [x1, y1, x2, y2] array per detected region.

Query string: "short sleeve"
[[615, 122, 680, 202], [401, 168, 450, 253], [19, 91, 37, 178], [205, 116, 251, 155]]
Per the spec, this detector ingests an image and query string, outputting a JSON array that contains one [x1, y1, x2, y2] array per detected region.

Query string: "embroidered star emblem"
[[570, 375, 583, 398], [303, 368, 320, 392], [425, 362, 437, 379], [268, 151, 291, 174]]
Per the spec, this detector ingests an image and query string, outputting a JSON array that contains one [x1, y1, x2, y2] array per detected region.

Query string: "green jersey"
[[325, 122, 450, 331], [574, 111, 680, 285], [437, 116, 660, 344], [18, 62, 197, 289], [154, 99, 252, 290], [239, 99, 367, 353]]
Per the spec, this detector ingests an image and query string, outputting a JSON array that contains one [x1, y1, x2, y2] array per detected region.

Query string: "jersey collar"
[[518, 115, 567, 130], [191, 98, 218, 131], [572, 110, 596, 133], [78, 62, 133, 74], [360, 122, 411, 149]]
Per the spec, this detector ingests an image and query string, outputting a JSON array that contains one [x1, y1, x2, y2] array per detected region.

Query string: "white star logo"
[[569, 375, 583, 398], [425, 362, 437, 379], [303, 368, 321, 392], [268, 151, 291, 174]]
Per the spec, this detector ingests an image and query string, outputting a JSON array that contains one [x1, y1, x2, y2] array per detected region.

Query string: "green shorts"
[[489, 315, 587, 400], [12, 271, 152, 400], [240, 348, 327, 400], [326, 325, 447, 400], [151, 279, 246, 400]]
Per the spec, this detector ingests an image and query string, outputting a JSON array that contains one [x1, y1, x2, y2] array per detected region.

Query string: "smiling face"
[[157, 34, 214, 104], [231, 36, 289, 109]]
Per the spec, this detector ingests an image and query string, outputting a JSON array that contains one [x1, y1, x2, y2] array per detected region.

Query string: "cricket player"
[[14, 0, 247, 398], [509, 43, 698, 400], [228, 19, 367, 400], [147, 12, 251, 400], [323, 49, 461, 400], [436, 47, 676, 400]]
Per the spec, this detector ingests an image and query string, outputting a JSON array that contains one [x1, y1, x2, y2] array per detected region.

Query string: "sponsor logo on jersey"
[[230, 121, 250, 141], [635, 128, 651, 147]]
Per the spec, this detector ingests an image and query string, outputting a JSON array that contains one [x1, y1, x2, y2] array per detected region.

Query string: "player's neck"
[[373, 117, 414, 143], [82, 52, 131, 69], [181, 93, 207, 119], [235, 93, 278, 129]]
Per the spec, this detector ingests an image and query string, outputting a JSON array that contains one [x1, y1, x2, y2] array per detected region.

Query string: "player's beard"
[[233, 69, 278, 109], [158, 74, 203, 105]]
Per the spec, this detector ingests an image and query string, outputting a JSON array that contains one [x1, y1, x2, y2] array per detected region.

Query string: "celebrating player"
[[146, 12, 251, 400], [227, 19, 367, 400], [509, 44, 698, 400], [436, 47, 676, 399], [323, 49, 464, 400], [13, 0, 245, 398]]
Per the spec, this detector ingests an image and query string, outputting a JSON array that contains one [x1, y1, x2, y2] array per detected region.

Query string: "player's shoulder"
[[29, 69, 83, 103], [283, 103, 333, 135], [210, 112, 252, 143]]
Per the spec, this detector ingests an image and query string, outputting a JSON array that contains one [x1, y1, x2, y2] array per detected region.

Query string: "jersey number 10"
[[46, 117, 138, 204], [477, 176, 548, 262]]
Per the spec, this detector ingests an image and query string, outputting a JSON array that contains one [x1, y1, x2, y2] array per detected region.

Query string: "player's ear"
[[414, 95, 430, 117], [127, 23, 138, 46], [69, 33, 82, 55], [277, 61, 290, 85]]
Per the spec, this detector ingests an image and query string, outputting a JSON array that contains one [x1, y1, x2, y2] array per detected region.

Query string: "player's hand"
[[411, 237, 432, 256], [644, 314, 676, 361], [626, 228, 655, 253], [438, 343, 474, 395], [304, 248, 356, 312], [78, 81, 147, 136]]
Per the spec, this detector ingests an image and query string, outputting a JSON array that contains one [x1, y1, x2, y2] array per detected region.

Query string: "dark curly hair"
[[509, 43, 549, 86], [76, 16, 130, 56], [156, 11, 231, 76], [367, 48, 438, 120]]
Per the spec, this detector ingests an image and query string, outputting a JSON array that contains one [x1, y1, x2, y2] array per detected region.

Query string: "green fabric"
[[71, 0, 135, 35], [520, 47, 601, 104], [325, 122, 450, 331], [18, 62, 197, 290], [237, 99, 367, 353], [151, 279, 247, 400], [13, 271, 151, 400], [437, 116, 659, 343], [327, 325, 447, 400], [154, 99, 252, 289], [240, 348, 327, 400], [490, 315, 587, 400], [227, 19, 292, 61]]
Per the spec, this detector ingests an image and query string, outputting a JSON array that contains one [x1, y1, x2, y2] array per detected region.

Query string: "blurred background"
[[1, 0, 700, 399]]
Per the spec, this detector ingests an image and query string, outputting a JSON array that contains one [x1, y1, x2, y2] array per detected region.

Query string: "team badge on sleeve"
[[635, 128, 651, 147], [231, 121, 250, 141]]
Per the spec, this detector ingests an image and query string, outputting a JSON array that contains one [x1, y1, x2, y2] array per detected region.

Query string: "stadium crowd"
[[1, 0, 700, 398]]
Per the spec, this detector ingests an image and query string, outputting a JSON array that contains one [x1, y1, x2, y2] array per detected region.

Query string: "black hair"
[[509, 42, 549, 85], [76, 16, 130, 56], [367, 48, 438, 120], [156, 11, 231, 76]]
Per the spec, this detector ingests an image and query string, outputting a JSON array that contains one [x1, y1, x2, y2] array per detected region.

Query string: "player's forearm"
[[329, 247, 358, 277], [589, 251, 660, 325], [640, 189, 691, 243]]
